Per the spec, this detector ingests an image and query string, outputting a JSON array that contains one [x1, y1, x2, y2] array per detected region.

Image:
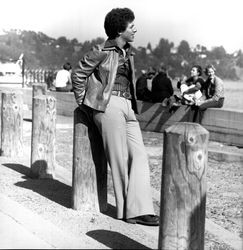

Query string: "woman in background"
[[192, 64, 224, 123]]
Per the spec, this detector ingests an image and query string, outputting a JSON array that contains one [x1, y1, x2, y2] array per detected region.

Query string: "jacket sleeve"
[[212, 77, 224, 101], [71, 45, 105, 105]]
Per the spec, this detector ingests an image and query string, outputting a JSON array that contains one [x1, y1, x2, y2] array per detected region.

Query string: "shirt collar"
[[103, 39, 134, 55]]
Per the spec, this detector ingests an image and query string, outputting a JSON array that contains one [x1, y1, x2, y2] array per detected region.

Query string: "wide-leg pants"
[[93, 95, 155, 219], [191, 97, 224, 123]]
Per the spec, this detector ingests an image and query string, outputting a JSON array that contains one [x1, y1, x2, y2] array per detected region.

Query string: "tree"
[[71, 38, 79, 45], [177, 40, 191, 59], [147, 42, 152, 52], [153, 38, 174, 60], [56, 36, 68, 47], [236, 50, 243, 67], [211, 46, 227, 60]]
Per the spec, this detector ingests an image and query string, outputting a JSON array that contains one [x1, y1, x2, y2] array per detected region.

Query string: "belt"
[[111, 90, 132, 99]]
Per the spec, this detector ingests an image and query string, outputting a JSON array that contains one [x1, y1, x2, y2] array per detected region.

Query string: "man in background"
[[151, 65, 173, 103], [55, 62, 72, 92], [136, 67, 156, 102]]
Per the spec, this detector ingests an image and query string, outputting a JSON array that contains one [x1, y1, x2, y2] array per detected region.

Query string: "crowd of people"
[[136, 63, 224, 123]]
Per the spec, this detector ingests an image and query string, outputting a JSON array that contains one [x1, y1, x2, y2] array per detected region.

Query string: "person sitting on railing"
[[191, 64, 224, 123], [54, 62, 72, 92], [177, 65, 205, 105], [151, 65, 174, 103], [164, 65, 205, 113], [136, 67, 156, 102]]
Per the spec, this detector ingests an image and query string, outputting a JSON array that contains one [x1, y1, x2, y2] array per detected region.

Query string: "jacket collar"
[[103, 39, 134, 56]]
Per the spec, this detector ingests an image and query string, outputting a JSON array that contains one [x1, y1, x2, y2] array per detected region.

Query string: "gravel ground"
[[54, 127, 243, 237], [2, 120, 242, 249]]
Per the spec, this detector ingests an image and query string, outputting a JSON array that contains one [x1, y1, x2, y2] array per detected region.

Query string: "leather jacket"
[[72, 39, 138, 113]]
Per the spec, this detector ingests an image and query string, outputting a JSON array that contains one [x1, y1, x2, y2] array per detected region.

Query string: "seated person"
[[136, 67, 156, 102], [177, 65, 205, 105], [192, 64, 224, 123], [151, 65, 173, 103], [55, 62, 72, 92]]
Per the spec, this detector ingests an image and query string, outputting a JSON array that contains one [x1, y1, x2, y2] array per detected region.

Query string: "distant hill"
[[0, 29, 104, 70], [0, 29, 242, 80]]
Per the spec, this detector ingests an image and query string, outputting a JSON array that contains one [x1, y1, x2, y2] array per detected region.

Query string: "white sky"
[[0, 0, 242, 53]]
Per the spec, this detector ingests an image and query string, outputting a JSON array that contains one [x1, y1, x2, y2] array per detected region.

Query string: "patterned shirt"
[[205, 75, 224, 101], [113, 49, 131, 93]]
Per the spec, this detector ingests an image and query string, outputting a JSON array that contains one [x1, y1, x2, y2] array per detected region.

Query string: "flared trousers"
[[93, 96, 155, 219]]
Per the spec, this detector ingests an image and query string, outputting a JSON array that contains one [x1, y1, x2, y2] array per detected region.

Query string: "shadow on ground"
[[102, 203, 117, 219], [3, 163, 72, 208], [86, 229, 151, 249]]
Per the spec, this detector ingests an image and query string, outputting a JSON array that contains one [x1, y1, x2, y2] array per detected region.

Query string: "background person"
[[72, 7, 159, 226], [192, 64, 224, 123], [151, 65, 173, 103], [55, 62, 72, 92], [136, 67, 156, 102], [177, 65, 205, 105]]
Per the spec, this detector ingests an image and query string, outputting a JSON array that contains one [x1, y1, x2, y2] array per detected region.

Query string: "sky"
[[0, 0, 243, 53]]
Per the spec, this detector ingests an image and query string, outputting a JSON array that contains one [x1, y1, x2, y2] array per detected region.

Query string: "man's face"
[[190, 67, 199, 77], [120, 21, 137, 43]]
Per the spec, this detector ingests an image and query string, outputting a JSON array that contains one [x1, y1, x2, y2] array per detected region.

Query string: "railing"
[[23, 69, 56, 88]]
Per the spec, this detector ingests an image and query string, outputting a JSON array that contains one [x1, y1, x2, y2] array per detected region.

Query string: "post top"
[[165, 122, 209, 136], [33, 94, 56, 101]]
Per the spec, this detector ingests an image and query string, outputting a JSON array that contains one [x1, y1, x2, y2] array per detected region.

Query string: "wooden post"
[[32, 83, 47, 119], [31, 95, 56, 178], [158, 122, 209, 250], [32, 82, 47, 97], [1, 91, 23, 157], [72, 106, 107, 212]]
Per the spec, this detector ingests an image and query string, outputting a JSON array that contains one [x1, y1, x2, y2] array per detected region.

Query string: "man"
[[72, 7, 159, 226], [55, 62, 72, 92], [136, 67, 156, 102], [151, 65, 174, 103]]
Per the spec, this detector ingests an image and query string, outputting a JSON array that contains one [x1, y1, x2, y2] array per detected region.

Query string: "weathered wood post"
[[72, 106, 107, 212], [32, 83, 47, 103], [1, 91, 23, 157], [32, 82, 47, 117], [158, 122, 209, 250], [30, 95, 56, 178]]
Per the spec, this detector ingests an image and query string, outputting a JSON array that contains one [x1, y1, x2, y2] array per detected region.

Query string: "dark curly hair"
[[63, 62, 72, 70], [104, 8, 135, 39], [192, 65, 202, 76]]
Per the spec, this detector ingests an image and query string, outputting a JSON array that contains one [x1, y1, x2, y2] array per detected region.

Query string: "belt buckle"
[[122, 92, 131, 99]]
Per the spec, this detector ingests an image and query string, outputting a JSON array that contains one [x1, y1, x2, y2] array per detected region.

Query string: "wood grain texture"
[[1, 91, 23, 157], [32, 83, 47, 98], [72, 107, 107, 213], [158, 122, 209, 250], [31, 95, 56, 179]]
